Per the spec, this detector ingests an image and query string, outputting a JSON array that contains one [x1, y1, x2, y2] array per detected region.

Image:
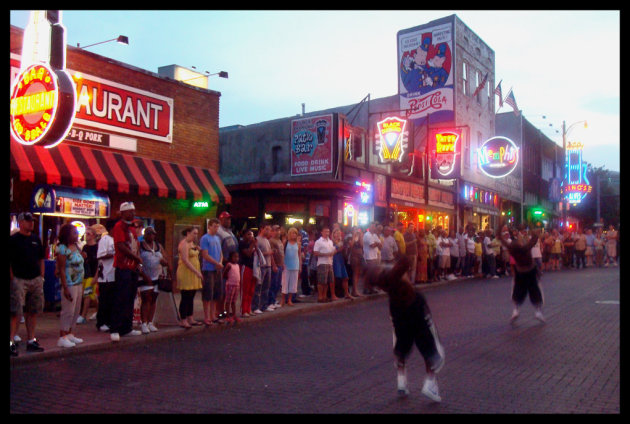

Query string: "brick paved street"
[[10, 267, 619, 413]]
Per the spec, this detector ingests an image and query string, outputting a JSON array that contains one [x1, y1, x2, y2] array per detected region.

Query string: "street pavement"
[[10, 265, 619, 413]]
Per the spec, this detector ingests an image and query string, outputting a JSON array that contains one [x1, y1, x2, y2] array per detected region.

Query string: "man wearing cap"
[[109, 202, 144, 341], [9, 212, 45, 356]]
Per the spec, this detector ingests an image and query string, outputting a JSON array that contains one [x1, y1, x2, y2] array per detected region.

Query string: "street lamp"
[[561, 120, 588, 227], [77, 35, 129, 49]]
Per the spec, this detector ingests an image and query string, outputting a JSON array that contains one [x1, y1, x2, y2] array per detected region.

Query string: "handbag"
[[157, 267, 173, 292]]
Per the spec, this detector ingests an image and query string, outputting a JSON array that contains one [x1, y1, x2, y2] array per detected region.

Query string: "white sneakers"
[[57, 334, 84, 348], [421, 376, 442, 402], [124, 330, 142, 337], [111, 333, 120, 342], [397, 367, 409, 396], [253, 309, 263, 315], [99, 324, 110, 332], [57, 336, 75, 348], [510, 308, 546, 324], [140, 323, 158, 334]]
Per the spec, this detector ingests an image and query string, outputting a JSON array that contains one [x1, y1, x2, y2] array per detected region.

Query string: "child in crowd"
[[222, 251, 241, 323]]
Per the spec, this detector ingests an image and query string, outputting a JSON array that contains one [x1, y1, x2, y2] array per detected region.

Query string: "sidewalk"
[[10, 277, 458, 364]]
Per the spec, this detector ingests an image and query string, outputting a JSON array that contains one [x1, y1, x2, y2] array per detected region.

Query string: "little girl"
[[223, 251, 241, 323]]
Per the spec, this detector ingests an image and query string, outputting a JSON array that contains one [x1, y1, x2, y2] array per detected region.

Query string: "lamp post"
[[77, 35, 129, 49], [561, 120, 587, 227]]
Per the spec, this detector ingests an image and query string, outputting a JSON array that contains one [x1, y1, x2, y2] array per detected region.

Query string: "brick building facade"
[[10, 24, 230, 265]]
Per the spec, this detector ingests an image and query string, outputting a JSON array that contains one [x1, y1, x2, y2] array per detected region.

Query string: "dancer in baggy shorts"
[[369, 256, 445, 402], [500, 227, 545, 324]]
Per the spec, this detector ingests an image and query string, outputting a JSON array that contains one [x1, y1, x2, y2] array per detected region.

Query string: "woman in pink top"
[[223, 251, 241, 323]]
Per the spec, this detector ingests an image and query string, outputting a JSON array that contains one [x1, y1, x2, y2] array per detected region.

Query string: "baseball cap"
[[219, 211, 231, 219], [119, 202, 135, 212], [17, 212, 35, 221]]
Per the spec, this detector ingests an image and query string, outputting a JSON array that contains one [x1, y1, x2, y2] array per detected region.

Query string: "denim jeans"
[[252, 266, 271, 311], [268, 265, 283, 307]]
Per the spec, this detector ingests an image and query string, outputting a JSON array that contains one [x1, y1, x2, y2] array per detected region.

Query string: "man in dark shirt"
[[9, 212, 45, 356], [501, 227, 545, 324]]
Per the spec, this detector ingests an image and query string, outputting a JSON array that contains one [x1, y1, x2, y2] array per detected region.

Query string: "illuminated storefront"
[[460, 183, 501, 231], [10, 20, 231, 264]]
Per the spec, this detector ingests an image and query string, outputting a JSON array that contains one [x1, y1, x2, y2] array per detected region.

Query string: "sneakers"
[[67, 334, 83, 344], [13, 335, 22, 343], [148, 323, 158, 332], [534, 310, 546, 323], [88, 312, 97, 320], [141, 323, 150, 334], [397, 368, 409, 396], [76, 316, 87, 324], [57, 336, 76, 348], [10, 341, 18, 357], [253, 309, 263, 315], [99, 324, 110, 332], [26, 339, 44, 352], [124, 330, 142, 337], [267, 305, 276, 311], [110, 333, 120, 342], [421, 376, 441, 402], [491, 275, 499, 279]]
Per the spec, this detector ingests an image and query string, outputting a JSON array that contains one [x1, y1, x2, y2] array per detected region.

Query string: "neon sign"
[[377, 117, 407, 163], [477, 136, 519, 178], [430, 129, 461, 179], [562, 141, 591, 205], [355, 180, 373, 204], [10, 63, 76, 148], [343, 203, 358, 227]]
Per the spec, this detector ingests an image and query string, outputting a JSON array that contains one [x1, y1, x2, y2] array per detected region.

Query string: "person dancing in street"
[[500, 227, 546, 324], [369, 256, 445, 402]]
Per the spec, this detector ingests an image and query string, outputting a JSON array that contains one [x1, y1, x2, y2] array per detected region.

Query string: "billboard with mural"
[[397, 17, 455, 125], [290, 114, 333, 176]]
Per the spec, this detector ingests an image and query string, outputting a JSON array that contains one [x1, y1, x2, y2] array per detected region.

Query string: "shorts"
[[82, 277, 99, 300], [138, 279, 159, 293], [512, 267, 543, 306], [317, 264, 334, 286], [550, 253, 561, 260], [224, 284, 239, 305], [202, 270, 223, 301], [10, 276, 44, 315]]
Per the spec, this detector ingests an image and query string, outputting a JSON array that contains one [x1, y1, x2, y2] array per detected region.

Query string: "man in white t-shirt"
[[314, 227, 336, 303], [94, 223, 116, 332], [483, 229, 498, 278], [362, 222, 382, 294], [437, 230, 453, 280]]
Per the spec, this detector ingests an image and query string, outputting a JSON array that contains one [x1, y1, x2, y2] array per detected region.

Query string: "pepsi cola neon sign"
[[377, 117, 407, 163], [477, 136, 519, 178]]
